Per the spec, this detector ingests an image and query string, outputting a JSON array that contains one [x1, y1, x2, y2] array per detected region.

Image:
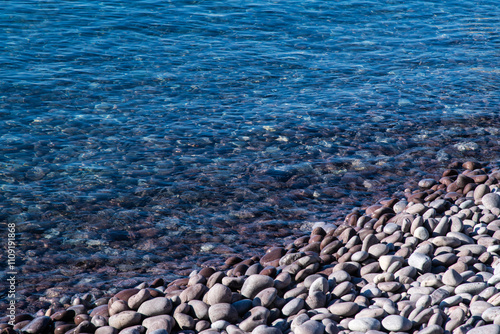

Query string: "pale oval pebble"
[[381, 315, 413, 332], [483, 307, 500, 322], [348, 318, 381, 332], [468, 324, 500, 334]]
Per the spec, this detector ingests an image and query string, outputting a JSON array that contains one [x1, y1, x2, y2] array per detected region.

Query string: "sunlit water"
[[1, 0, 499, 310]]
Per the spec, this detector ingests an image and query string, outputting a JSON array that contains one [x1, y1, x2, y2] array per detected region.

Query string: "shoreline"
[[2, 160, 500, 333]]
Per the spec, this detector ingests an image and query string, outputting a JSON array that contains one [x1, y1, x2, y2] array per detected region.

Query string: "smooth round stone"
[[406, 203, 427, 215], [282, 297, 305, 317], [468, 324, 500, 334], [241, 275, 275, 299], [378, 282, 401, 292], [419, 179, 437, 188], [310, 277, 329, 294], [328, 302, 359, 317], [274, 272, 292, 290], [381, 315, 412, 332], [21, 317, 51, 334], [128, 289, 151, 310], [439, 295, 463, 308], [189, 300, 210, 320], [137, 297, 173, 317], [141, 315, 175, 333], [352, 251, 369, 263], [471, 301, 494, 316], [238, 307, 270, 332], [408, 252, 432, 272], [455, 282, 488, 295], [368, 244, 390, 258], [482, 307, 500, 322], [108, 311, 142, 330], [291, 313, 310, 332], [383, 223, 400, 235], [442, 268, 463, 287], [348, 318, 381, 332], [483, 193, 500, 210], [306, 291, 327, 309], [379, 255, 403, 272], [413, 226, 430, 241], [173, 312, 195, 330], [360, 284, 382, 298], [95, 326, 118, 334], [119, 326, 142, 334], [211, 320, 230, 330], [148, 330, 168, 334], [333, 281, 355, 298], [92, 315, 108, 327], [206, 283, 232, 305], [418, 324, 444, 334], [475, 184, 491, 201], [179, 283, 208, 303], [356, 307, 386, 319], [232, 299, 253, 316], [295, 320, 325, 334], [253, 287, 277, 308], [251, 325, 283, 334], [208, 303, 238, 323], [329, 270, 351, 284]]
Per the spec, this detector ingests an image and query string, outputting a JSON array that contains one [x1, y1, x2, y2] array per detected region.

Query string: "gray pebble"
[[408, 252, 432, 272], [241, 275, 275, 299], [381, 315, 412, 332], [483, 193, 500, 210], [348, 318, 381, 332]]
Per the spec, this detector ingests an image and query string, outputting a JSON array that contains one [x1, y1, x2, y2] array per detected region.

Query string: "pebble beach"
[[3, 162, 500, 334], [2, 0, 500, 333]]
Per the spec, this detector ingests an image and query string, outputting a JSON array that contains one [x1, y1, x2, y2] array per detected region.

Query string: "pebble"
[[414, 226, 430, 240], [241, 275, 275, 299], [328, 302, 359, 317], [208, 303, 238, 323], [468, 324, 500, 334], [108, 311, 142, 330], [348, 318, 381, 332], [205, 283, 232, 305], [408, 252, 432, 272], [21, 316, 52, 334], [381, 315, 412, 332], [238, 307, 270, 332], [282, 297, 305, 317], [141, 315, 175, 333], [137, 297, 172, 317], [455, 282, 488, 295], [295, 320, 325, 334], [483, 193, 500, 210]]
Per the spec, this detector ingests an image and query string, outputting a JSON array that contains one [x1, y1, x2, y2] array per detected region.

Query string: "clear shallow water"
[[1, 0, 500, 310]]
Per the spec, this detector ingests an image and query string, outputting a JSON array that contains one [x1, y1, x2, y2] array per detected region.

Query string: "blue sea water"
[[1, 0, 500, 307]]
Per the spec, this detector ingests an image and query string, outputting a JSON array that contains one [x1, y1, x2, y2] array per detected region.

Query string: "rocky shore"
[[3, 161, 500, 334]]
